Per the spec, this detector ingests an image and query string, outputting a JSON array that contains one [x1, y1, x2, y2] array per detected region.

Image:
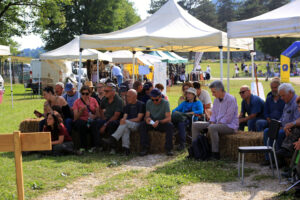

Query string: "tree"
[[148, 0, 168, 14], [41, 0, 140, 50], [0, 0, 70, 50], [191, 0, 218, 28], [216, 0, 237, 31], [237, 0, 268, 21]]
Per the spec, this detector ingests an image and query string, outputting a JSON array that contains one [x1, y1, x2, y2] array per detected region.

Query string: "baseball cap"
[[150, 88, 161, 97], [186, 87, 197, 96], [65, 82, 74, 92], [119, 83, 129, 92]]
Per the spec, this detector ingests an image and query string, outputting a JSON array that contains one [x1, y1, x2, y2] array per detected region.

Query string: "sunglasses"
[[239, 90, 248, 95], [81, 92, 89, 96], [151, 98, 160, 102], [104, 90, 112, 93]]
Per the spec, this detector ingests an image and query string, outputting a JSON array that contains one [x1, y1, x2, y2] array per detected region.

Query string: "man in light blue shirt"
[[111, 65, 123, 87], [63, 82, 80, 108]]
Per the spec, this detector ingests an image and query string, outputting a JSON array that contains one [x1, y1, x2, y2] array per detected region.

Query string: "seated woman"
[[73, 85, 99, 151], [43, 113, 73, 156], [178, 82, 193, 106], [37, 86, 73, 134], [172, 87, 203, 151]]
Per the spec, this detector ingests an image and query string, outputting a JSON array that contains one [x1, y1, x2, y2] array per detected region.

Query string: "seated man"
[[119, 82, 129, 106], [261, 83, 300, 165], [133, 81, 143, 101], [140, 82, 153, 104], [192, 80, 238, 160], [91, 83, 123, 150], [256, 78, 285, 131], [102, 89, 145, 155], [193, 82, 212, 119], [139, 88, 174, 156], [63, 82, 80, 108], [55, 82, 64, 96], [238, 85, 265, 131]]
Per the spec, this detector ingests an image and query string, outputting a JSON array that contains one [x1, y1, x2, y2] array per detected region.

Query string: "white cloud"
[[13, 34, 44, 50]]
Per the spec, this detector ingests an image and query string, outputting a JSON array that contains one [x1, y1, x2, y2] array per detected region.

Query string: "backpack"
[[188, 134, 211, 160]]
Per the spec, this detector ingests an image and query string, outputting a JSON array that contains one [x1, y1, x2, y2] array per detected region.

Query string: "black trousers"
[[72, 119, 92, 150], [139, 121, 174, 151]]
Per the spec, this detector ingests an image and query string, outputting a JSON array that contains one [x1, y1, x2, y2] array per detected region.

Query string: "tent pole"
[[78, 48, 83, 98], [251, 51, 255, 81], [132, 51, 136, 81], [227, 39, 230, 93], [8, 57, 13, 108], [219, 46, 223, 81], [97, 59, 99, 83]]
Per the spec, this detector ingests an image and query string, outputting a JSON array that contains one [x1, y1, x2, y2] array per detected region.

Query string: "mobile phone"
[[34, 110, 43, 118], [150, 120, 155, 125]]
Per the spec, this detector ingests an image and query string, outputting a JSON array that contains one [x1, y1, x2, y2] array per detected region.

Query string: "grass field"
[[0, 66, 299, 199]]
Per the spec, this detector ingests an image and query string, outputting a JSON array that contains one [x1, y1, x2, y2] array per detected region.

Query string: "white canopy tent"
[[227, 0, 300, 92], [79, 0, 253, 85], [0, 45, 13, 107], [40, 36, 112, 84]]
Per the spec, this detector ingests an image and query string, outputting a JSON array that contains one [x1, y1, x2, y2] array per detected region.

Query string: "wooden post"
[[14, 131, 24, 200]]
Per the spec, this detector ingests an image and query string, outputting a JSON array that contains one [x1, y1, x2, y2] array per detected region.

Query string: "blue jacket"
[[173, 100, 204, 115]]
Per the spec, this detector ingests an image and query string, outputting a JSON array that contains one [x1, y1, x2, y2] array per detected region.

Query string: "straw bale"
[[19, 118, 43, 133], [219, 131, 264, 163]]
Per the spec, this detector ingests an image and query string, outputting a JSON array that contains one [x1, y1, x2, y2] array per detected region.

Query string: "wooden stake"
[[13, 131, 24, 200]]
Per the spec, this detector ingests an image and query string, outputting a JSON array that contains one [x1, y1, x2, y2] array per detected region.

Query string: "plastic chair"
[[238, 119, 281, 185]]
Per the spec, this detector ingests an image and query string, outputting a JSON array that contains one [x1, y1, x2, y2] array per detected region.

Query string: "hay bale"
[[219, 131, 264, 163], [130, 130, 175, 153], [19, 118, 43, 133]]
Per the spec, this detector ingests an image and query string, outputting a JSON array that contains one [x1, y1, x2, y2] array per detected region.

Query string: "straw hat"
[[85, 81, 94, 88]]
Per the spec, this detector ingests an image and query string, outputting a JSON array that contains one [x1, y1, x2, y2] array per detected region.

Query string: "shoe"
[[211, 152, 220, 160], [276, 148, 293, 158], [166, 150, 174, 156], [260, 160, 270, 166], [123, 147, 130, 156], [109, 148, 116, 155], [176, 144, 185, 151], [73, 150, 84, 156], [139, 150, 148, 157], [102, 136, 117, 147]]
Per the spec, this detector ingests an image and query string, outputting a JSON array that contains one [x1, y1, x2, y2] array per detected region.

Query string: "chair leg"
[[285, 179, 300, 193], [272, 150, 281, 183], [242, 153, 244, 185], [238, 152, 240, 177], [269, 152, 274, 177]]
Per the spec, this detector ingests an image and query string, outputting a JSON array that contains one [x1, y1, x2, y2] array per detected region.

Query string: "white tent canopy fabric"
[[79, 0, 253, 52], [0, 45, 10, 56], [40, 37, 112, 62], [227, 0, 300, 39]]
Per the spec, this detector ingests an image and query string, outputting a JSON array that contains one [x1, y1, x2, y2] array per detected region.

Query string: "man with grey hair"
[[192, 80, 238, 160], [102, 89, 145, 155], [261, 83, 300, 166], [255, 77, 285, 131], [55, 82, 64, 96]]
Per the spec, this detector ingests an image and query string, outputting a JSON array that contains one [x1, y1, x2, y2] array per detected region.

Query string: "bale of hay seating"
[[19, 118, 43, 133], [219, 131, 264, 163], [130, 130, 175, 153]]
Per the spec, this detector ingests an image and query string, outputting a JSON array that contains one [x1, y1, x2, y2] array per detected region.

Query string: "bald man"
[[102, 89, 145, 155], [239, 85, 265, 131]]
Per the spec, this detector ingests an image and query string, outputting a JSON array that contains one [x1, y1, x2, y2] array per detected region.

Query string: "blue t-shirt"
[[63, 91, 80, 108], [264, 94, 285, 120], [112, 66, 122, 76], [241, 94, 265, 119]]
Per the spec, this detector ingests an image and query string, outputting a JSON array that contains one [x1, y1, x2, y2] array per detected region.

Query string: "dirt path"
[[180, 163, 288, 200], [35, 154, 173, 200]]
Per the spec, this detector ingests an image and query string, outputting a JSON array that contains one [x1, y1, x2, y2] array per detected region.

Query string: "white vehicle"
[[0, 74, 4, 91]]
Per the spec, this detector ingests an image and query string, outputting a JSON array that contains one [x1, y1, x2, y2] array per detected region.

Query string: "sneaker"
[[109, 148, 116, 155], [102, 136, 117, 147], [123, 147, 130, 156], [166, 150, 174, 156]]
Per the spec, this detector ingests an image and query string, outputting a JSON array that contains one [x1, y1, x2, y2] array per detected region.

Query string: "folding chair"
[[237, 119, 281, 185]]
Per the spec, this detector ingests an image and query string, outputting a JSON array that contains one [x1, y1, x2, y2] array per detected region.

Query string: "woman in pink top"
[[73, 85, 99, 151]]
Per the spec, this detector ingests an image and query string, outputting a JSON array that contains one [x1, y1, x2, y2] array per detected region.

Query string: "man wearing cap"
[[140, 82, 153, 104], [111, 65, 123, 87], [102, 89, 145, 155], [55, 82, 64, 96], [192, 81, 238, 160], [172, 87, 203, 151], [91, 83, 124, 150], [119, 82, 129, 106], [63, 82, 80, 108], [139, 88, 174, 156]]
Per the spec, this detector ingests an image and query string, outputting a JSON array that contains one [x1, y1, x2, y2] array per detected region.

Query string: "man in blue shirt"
[[63, 82, 80, 108], [256, 78, 285, 131], [239, 85, 265, 131], [111, 65, 123, 87]]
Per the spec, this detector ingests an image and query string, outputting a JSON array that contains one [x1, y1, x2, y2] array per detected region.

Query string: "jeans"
[[239, 118, 258, 131], [263, 128, 285, 160], [256, 119, 268, 132], [139, 121, 174, 151], [64, 118, 73, 135], [116, 75, 123, 87]]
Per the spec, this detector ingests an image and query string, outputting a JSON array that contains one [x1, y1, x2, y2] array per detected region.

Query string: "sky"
[[13, 0, 152, 50]]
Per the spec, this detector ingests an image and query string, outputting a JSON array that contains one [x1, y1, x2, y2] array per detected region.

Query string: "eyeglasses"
[[96, 86, 104, 89], [151, 98, 160, 102], [239, 90, 248, 95], [81, 92, 89, 96], [104, 90, 112, 93]]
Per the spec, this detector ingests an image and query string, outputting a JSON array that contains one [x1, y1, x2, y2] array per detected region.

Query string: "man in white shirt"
[[193, 82, 212, 120]]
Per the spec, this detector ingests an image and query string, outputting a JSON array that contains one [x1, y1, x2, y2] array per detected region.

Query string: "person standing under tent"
[[111, 65, 123, 87]]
